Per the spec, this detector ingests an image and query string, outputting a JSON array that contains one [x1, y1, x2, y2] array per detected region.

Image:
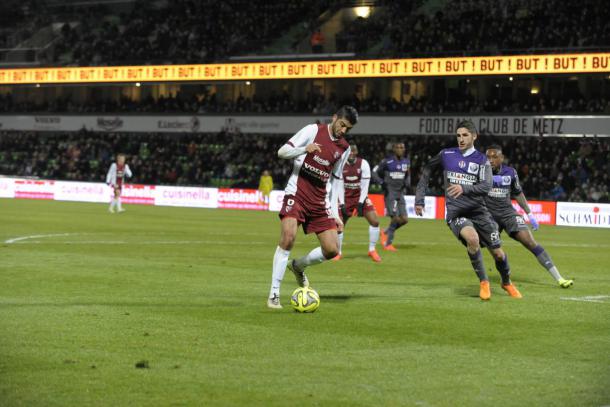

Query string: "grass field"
[[1, 199, 609, 407]]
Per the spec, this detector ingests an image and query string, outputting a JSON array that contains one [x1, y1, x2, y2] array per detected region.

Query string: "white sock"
[[109, 199, 115, 210], [270, 246, 290, 298], [369, 226, 379, 251], [337, 232, 344, 255], [294, 247, 325, 269], [117, 199, 123, 211], [548, 266, 563, 281]]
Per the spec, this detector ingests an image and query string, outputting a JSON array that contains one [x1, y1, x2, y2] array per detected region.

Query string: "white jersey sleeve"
[[329, 148, 351, 218], [277, 124, 318, 159], [359, 159, 371, 203], [124, 164, 133, 178], [106, 163, 117, 185]]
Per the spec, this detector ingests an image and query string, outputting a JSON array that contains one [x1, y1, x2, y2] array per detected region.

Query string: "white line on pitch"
[[560, 295, 610, 304], [4, 233, 79, 244]]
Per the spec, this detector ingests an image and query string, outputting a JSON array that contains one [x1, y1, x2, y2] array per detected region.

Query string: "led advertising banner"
[[1, 53, 608, 84]]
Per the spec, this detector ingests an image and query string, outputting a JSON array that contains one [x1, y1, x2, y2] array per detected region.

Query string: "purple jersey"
[[486, 165, 523, 218], [415, 147, 493, 220]]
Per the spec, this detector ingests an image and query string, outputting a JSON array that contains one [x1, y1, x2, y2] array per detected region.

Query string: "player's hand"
[[415, 205, 425, 216], [357, 202, 364, 217], [340, 204, 348, 220], [447, 184, 464, 198], [528, 215, 539, 231], [335, 216, 344, 232], [305, 143, 322, 154]]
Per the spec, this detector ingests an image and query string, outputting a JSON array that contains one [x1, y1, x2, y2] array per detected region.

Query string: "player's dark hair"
[[349, 143, 358, 150], [392, 141, 405, 147], [336, 105, 358, 125], [486, 144, 503, 152], [455, 119, 477, 135]]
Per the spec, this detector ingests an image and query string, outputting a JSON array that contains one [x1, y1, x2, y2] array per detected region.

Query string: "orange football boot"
[[479, 280, 491, 300], [502, 283, 523, 298], [368, 250, 382, 262], [383, 244, 397, 252]]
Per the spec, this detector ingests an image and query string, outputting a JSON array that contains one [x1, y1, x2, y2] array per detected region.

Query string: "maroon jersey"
[[284, 124, 350, 208]]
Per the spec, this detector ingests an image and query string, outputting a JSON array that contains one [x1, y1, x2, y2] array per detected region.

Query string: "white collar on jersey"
[[461, 146, 476, 157]]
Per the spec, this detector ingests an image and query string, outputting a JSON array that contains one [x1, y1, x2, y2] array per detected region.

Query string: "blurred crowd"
[[52, 0, 328, 65], [1, 130, 607, 203], [1, 92, 609, 115], [338, 0, 610, 56]]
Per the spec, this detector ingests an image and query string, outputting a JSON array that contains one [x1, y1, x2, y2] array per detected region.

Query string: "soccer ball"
[[290, 287, 320, 313]]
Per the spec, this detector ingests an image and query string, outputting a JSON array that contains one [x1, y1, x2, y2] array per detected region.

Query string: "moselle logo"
[[97, 117, 124, 131], [458, 160, 466, 169], [467, 162, 479, 174], [313, 155, 330, 166]]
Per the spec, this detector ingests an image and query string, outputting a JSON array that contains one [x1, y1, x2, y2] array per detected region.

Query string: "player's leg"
[[108, 186, 118, 212], [450, 218, 490, 300], [116, 187, 125, 212], [384, 194, 407, 250], [291, 227, 338, 282], [334, 209, 351, 261], [512, 228, 573, 288], [488, 246, 522, 298], [380, 193, 395, 247], [268, 216, 299, 308], [364, 203, 381, 262]]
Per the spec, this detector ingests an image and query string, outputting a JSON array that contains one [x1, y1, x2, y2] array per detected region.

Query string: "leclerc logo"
[[556, 202, 610, 228]]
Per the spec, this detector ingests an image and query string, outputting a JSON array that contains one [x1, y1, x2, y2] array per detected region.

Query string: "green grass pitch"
[[1, 199, 609, 406]]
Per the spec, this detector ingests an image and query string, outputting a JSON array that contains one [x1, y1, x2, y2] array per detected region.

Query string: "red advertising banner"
[[218, 188, 268, 210], [511, 200, 556, 225]]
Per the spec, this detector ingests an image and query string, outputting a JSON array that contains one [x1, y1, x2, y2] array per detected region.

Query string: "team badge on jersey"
[[467, 162, 479, 174], [502, 176, 512, 185], [458, 160, 466, 169]]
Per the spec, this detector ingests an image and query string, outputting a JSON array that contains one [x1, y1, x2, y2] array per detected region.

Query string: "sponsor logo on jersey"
[[345, 175, 359, 181], [303, 162, 330, 180], [344, 182, 360, 189], [447, 171, 477, 185], [489, 187, 509, 198], [389, 171, 406, 179], [467, 162, 479, 174], [312, 155, 330, 166]]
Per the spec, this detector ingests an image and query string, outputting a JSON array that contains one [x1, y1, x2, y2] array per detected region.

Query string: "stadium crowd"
[[52, 0, 329, 65], [1, 130, 607, 203], [1, 92, 608, 115], [338, 0, 610, 56]]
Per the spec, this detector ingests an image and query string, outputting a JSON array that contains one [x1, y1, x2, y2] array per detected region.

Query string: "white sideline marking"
[[560, 295, 610, 304], [4, 233, 78, 244]]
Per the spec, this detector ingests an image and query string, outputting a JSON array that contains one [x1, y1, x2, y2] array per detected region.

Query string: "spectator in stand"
[[310, 29, 325, 53]]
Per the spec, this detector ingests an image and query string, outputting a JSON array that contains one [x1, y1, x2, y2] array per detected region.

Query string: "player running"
[[267, 106, 358, 309], [333, 144, 382, 263], [415, 120, 521, 300], [106, 154, 132, 213], [373, 141, 410, 251], [485, 145, 573, 288]]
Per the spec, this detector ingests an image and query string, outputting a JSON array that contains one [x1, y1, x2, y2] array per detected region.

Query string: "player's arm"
[[460, 161, 492, 196], [511, 172, 539, 230], [330, 149, 350, 225], [414, 152, 442, 214], [125, 164, 133, 178], [277, 124, 319, 159], [404, 164, 412, 194], [357, 160, 372, 216], [371, 160, 385, 184], [105, 163, 116, 185]]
